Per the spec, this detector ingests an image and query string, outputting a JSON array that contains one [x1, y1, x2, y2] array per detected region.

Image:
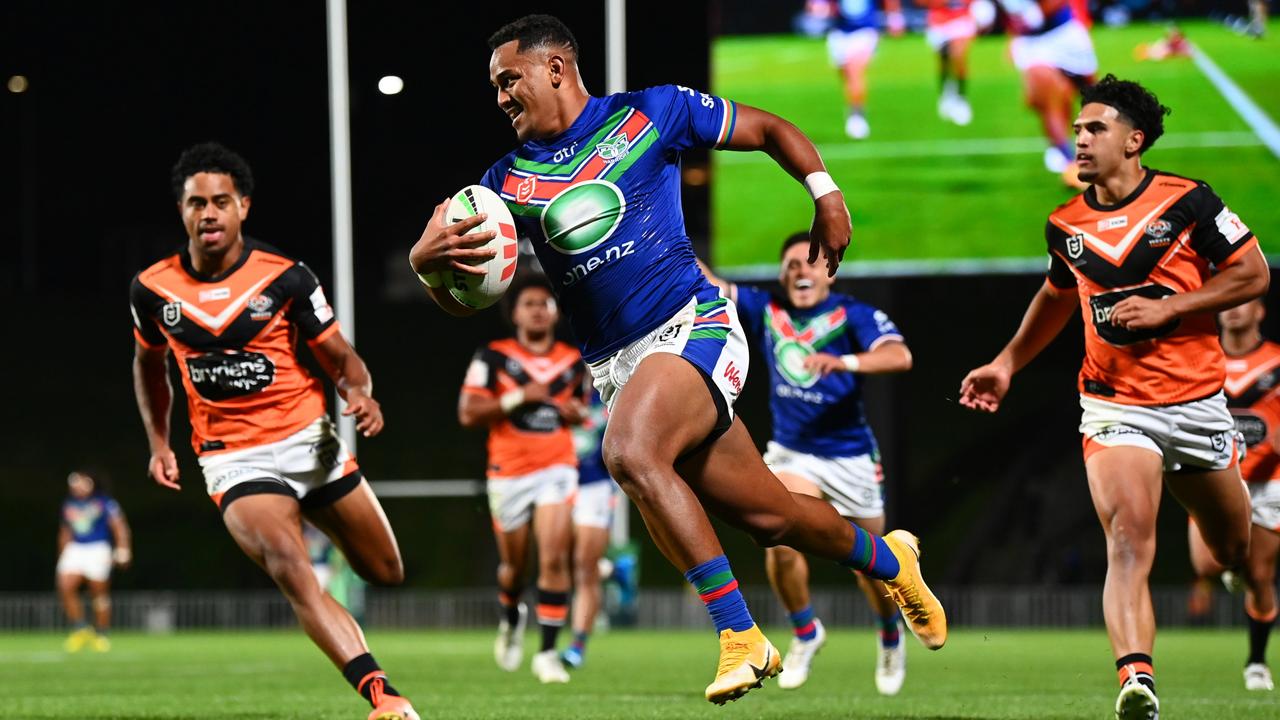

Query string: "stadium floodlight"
[[377, 75, 404, 95]]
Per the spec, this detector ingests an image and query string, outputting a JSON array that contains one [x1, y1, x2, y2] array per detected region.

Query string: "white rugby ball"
[[442, 184, 519, 309]]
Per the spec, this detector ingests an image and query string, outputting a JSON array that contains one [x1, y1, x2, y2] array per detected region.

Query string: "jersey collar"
[[525, 96, 606, 152], [180, 236, 256, 283], [1083, 167, 1156, 212]]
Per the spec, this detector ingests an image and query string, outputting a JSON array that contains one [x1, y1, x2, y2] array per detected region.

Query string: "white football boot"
[[777, 619, 827, 689], [494, 602, 527, 672], [1245, 663, 1274, 691], [1115, 677, 1159, 720], [875, 634, 907, 696], [531, 649, 570, 684], [845, 114, 870, 140]]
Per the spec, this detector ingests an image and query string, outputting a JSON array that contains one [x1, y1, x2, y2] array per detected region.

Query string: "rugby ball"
[[441, 184, 519, 309]]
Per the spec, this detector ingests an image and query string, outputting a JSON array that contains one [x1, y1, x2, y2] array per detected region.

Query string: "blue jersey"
[[481, 86, 735, 363], [572, 390, 612, 485], [61, 494, 120, 544], [833, 0, 878, 31], [735, 286, 903, 458]]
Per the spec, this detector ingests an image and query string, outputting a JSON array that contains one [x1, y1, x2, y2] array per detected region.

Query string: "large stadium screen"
[[710, 3, 1280, 277]]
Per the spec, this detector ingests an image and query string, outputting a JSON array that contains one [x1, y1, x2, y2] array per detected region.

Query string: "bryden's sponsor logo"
[[542, 179, 632, 287]]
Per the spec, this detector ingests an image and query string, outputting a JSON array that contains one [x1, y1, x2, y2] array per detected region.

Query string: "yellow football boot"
[[90, 633, 111, 652], [703, 624, 781, 704], [883, 530, 948, 650], [63, 627, 94, 653]]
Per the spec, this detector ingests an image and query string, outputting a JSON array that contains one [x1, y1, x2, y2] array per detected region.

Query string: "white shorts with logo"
[[828, 27, 880, 67], [1079, 391, 1238, 472], [589, 290, 748, 421], [488, 463, 579, 533], [1249, 480, 1280, 532], [199, 416, 361, 510], [1010, 19, 1098, 77], [57, 541, 112, 582], [764, 441, 885, 519], [926, 17, 978, 50], [573, 480, 619, 529]]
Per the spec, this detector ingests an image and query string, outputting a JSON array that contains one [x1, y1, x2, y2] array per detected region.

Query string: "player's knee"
[[362, 555, 404, 587], [746, 512, 794, 548], [540, 551, 570, 582], [1210, 536, 1249, 570], [767, 544, 803, 568], [602, 435, 661, 498], [1107, 524, 1156, 570]]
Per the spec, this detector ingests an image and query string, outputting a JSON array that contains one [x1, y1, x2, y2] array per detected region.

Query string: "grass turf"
[[2, 627, 1272, 718], [710, 20, 1280, 274]]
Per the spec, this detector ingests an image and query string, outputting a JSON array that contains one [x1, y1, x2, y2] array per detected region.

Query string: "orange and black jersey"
[[1224, 340, 1280, 482], [1046, 169, 1259, 406], [130, 238, 339, 455], [463, 339, 586, 478]]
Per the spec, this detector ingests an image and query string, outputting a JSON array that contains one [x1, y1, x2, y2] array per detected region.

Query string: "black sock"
[[1115, 653, 1155, 692], [536, 589, 569, 652], [342, 653, 400, 708], [498, 585, 523, 626], [938, 44, 950, 88], [1248, 613, 1275, 665], [956, 76, 967, 97]]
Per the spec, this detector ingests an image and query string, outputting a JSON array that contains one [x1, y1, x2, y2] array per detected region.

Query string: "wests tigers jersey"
[[463, 339, 586, 478], [1224, 341, 1280, 482], [130, 239, 339, 455], [1046, 170, 1258, 406]]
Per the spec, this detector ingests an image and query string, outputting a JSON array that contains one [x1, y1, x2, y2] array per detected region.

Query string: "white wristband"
[[499, 389, 526, 414], [416, 271, 443, 288], [112, 547, 132, 565], [803, 171, 840, 201], [841, 354, 861, 372]]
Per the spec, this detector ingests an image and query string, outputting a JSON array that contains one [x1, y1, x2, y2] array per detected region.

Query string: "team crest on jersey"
[[1066, 233, 1084, 259], [1145, 219, 1172, 240], [596, 134, 630, 163], [248, 295, 274, 320], [516, 176, 538, 204], [162, 301, 183, 327]]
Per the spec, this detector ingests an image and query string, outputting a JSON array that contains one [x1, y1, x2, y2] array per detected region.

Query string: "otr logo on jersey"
[[540, 179, 626, 256]]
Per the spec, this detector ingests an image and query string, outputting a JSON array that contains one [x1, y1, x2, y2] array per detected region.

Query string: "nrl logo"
[[596, 134, 630, 163], [162, 301, 182, 327], [516, 176, 537, 204], [1066, 233, 1085, 259]]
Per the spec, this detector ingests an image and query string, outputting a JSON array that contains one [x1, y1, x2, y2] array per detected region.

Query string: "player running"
[[560, 386, 620, 670], [409, 14, 946, 704], [58, 470, 131, 653], [924, 0, 987, 126], [805, 0, 905, 139], [459, 276, 586, 684], [701, 233, 913, 694], [997, 0, 1097, 187], [959, 76, 1268, 720], [131, 143, 419, 720], [1187, 298, 1280, 692]]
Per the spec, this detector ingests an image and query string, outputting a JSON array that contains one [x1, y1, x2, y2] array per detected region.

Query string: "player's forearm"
[[110, 518, 132, 552], [848, 342, 913, 375], [133, 355, 172, 451], [760, 116, 828, 184], [57, 527, 70, 554], [334, 354, 374, 403], [996, 283, 1078, 374], [1167, 247, 1269, 318], [458, 394, 507, 428]]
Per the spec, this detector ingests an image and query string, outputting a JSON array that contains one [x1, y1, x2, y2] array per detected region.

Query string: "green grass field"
[[2, 628, 1273, 718], [710, 20, 1280, 274]]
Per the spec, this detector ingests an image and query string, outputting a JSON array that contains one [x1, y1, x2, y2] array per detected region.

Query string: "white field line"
[[1191, 44, 1280, 160]]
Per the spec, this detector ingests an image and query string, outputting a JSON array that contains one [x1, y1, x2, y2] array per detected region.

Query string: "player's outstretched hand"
[[809, 192, 851, 277], [343, 391, 384, 437], [149, 447, 181, 490], [803, 352, 847, 376], [409, 198, 498, 277], [958, 361, 1012, 413], [1109, 295, 1177, 331]]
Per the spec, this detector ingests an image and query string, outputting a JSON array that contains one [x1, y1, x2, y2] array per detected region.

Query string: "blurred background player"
[[1186, 298, 1280, 692], [131, 143, 418, 720], [959, 76, 1268, 719], [459, 276, 587, 684], [560, 385, 618, 670], [702, 234, 913, 694], [924, 0, 985, 126], [997, 0, 1097, 187], [58, 470, 131, 653], [411, 15, 946, 704], [805, 0, 905, 139]]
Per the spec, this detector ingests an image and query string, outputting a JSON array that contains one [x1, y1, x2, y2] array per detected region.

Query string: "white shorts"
[[589, 290, 748, 422], [488, 464, 578, 533], [828, 28, 879, 67], [926, 17, 978, 50], [574, 480, 618, 529], [199, 416, 361, 511], [57, 541, 112, 582], [764, 441, 884, 519], [1009, 19, 1098, 77], [1079, 392, 1238, 472], [1249, 480, 1280, 532]]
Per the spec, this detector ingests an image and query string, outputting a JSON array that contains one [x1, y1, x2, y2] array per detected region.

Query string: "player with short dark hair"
[[960, 77, 1269, 719], [703, 233, 913, 694], [410, 13, 946, 705], [1188, 297, 1280, 692], [57, 470, 131, 653], [132, 142, 419, 720], [459, 276, 587, 684]]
